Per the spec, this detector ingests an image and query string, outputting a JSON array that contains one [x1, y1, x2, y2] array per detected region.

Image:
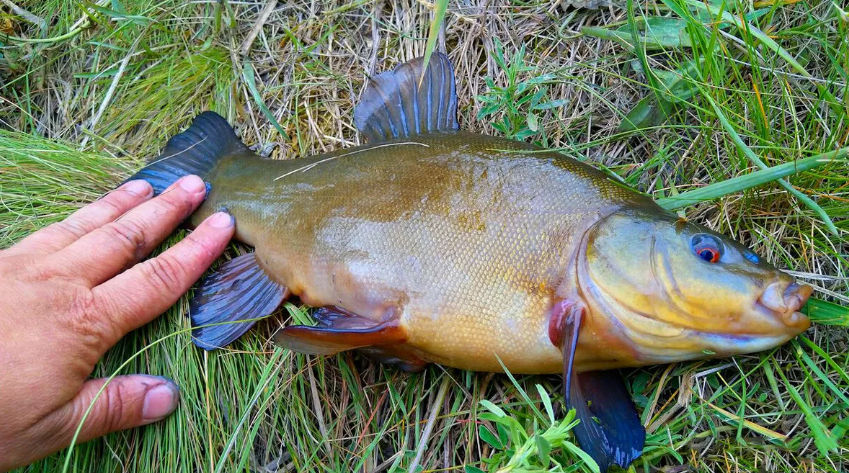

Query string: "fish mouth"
[[755, 281, 812, 331]]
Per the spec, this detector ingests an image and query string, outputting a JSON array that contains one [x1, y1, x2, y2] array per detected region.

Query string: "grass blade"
[[656, 148, 848, 210], [698, 91, 840, 235], [242, 59, 290, 141], [803, 298, 849, 326], [772, 358, 839, 455], [420, 0, 449, 76]]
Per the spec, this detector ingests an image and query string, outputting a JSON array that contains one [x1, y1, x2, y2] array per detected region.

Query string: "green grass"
[[1, 0, 848, 471]]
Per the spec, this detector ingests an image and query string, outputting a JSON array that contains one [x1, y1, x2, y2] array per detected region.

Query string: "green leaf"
[[536, 384, 555, 425], [480, 399, 507, 418], [655, 148, 847, 210], [564, 441, 601, 473], [583, 17, 692, 51], [533, 99, 568, 111], [534, 433, 551, 467], [617, 95, 673, 132], [496, 423, 510, 446], [526, 112, 539, 132], [464, 466, 486, 473], [479, 424, 504, 449], [803, 298, 849, 326]]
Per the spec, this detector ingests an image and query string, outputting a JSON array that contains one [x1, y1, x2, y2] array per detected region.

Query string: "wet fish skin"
[[187, 130, 808, 373]]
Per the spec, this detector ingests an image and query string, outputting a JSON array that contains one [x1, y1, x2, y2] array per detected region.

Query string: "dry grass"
[[1, 0, 848, 471]]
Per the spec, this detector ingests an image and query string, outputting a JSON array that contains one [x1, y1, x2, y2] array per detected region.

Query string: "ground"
[[1, 0, 848, 472]]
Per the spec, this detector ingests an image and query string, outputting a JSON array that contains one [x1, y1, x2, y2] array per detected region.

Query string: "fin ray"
[[125, 111, 248, 194], [553, 299, 645, 470], [274, 307, 406, 356], [570, 371, 646, 471], [190, 253, 287, 350], [354, 52, 459, 142]]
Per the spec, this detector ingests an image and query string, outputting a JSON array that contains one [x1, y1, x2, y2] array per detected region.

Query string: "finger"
[[50, 175, 208, 286], [48, 375, 180, 447], [7, 180, 154, 257], [92, 211, 234, 344]]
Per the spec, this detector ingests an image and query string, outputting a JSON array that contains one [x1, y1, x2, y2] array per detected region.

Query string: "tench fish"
[[125, 53, 812, 470]]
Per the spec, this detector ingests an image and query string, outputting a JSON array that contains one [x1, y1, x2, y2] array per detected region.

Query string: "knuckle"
[[97, 192, 131, 217], [139, 256, 187, 291]]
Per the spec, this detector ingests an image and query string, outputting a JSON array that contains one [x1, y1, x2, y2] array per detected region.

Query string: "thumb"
[[57, 375, 180, 445]]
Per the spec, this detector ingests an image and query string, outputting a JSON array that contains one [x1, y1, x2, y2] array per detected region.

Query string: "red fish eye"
[[696, 247, 720, 263], [691, 233, 723, 263]]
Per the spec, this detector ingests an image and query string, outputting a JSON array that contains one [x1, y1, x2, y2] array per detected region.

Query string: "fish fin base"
[[124, 111, 248, 194], [357, 344, 429, 372], [551, 298, 585, 405], [353, 52, 459, 142], [273, 307, 407, 356], [570, 371, 646, 471], [190, 252, 287, 350]]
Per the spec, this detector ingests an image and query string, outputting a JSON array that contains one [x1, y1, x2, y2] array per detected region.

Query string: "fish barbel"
[[125, 53, 811, 471]]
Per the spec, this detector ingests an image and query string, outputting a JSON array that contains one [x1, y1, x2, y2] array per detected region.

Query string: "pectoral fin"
[[273, 307, 407, 356], [552, 299, 645, 471], [190, 253, 287, 350], [570, 371, 645, 471]]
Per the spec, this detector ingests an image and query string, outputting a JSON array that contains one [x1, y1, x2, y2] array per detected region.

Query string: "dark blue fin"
[[353, 52, 459, 142], [569, 371, 646, 471], [357, 345, 428, 372], [553, 299, 645, 471], [190, 253, 287, 350], [273, 307, 407, 355], [125, 111, 248, 194]]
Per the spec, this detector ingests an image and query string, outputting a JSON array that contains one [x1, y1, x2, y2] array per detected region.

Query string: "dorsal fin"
[[354, 52, 459, 142]]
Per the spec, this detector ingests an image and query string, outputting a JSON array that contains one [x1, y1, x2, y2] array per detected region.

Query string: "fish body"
[[191, 131, 649, 374], [127, 53, 811, 470]]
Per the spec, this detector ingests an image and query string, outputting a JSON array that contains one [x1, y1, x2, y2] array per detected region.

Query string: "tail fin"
[[125, 111, 248, 194]]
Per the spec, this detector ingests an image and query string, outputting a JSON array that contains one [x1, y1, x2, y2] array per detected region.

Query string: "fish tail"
[[123, 111, 248, 194]]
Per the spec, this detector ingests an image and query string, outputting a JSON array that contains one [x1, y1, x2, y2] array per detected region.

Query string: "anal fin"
[[273, 307, 407, 356], [551, 299, 645, 471], [190, 253, 287, 350]]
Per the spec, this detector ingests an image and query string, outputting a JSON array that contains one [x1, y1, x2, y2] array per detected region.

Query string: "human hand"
[[0, 175, 234, 470]]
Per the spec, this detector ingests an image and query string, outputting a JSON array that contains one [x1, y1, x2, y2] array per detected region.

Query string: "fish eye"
[[691, 234, 723, 263], [743, 250, 760, 264]]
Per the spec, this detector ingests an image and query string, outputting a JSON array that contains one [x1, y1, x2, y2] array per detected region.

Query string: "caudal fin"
[[125, 111, 247, 194]]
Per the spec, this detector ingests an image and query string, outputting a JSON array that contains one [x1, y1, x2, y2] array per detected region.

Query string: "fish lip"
[[756, 282, 812, 330], [755, 300, 810, 331]]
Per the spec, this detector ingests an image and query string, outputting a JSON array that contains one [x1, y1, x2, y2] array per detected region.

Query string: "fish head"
[[581, 208, 811, 364]]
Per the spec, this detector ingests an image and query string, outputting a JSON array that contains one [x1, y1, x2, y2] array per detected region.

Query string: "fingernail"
[[208, 211, 234, 228], [142, 382, 180, 421], [122, 179, 153, 196], [178, 175, 206, 194]]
